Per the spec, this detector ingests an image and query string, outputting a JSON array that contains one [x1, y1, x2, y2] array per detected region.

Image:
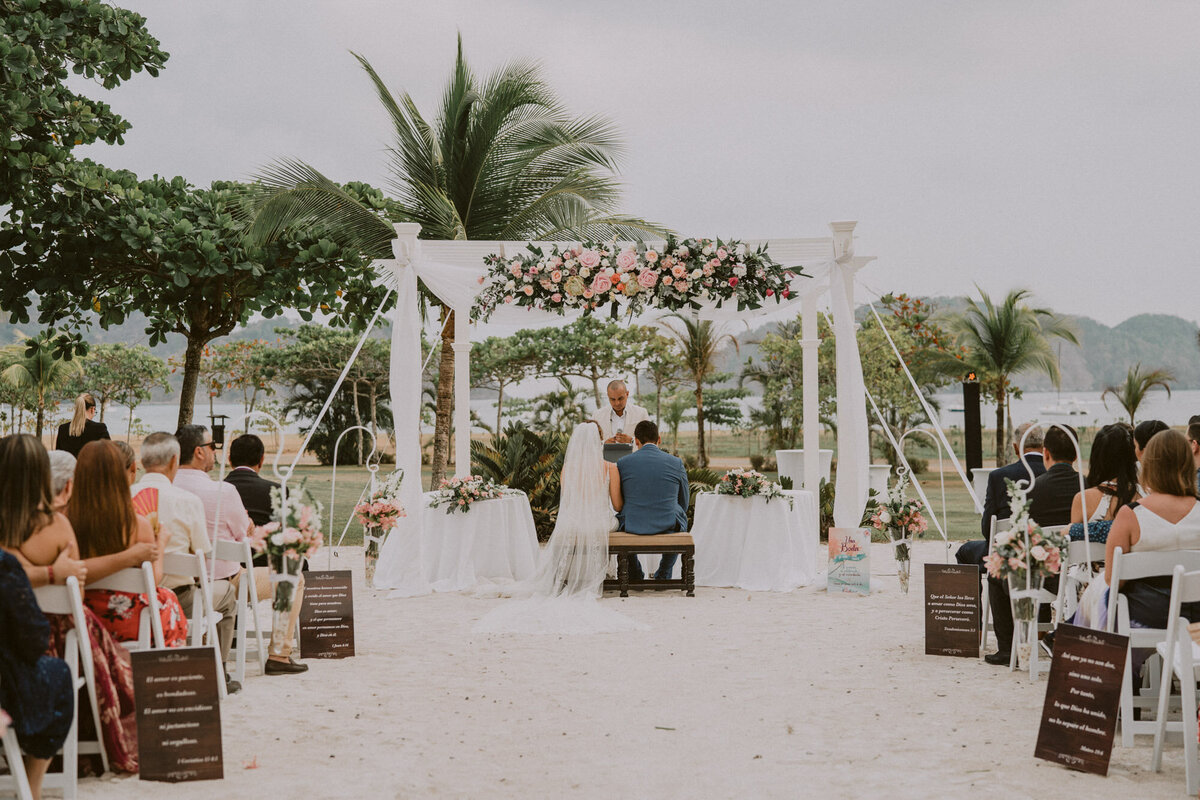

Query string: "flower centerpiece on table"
[[715, 468, 790, 506], [472, 236, 804, 321], [867, 474, 928, 594], [429, 475, 510, 515], [985, 479, 1067, 661], [249, 480, 323, 657], [354, 470, 405, 585]]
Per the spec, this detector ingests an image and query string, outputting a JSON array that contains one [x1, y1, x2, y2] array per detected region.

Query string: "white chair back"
[[86, 562, 165, 649], [1151, 566, 1200, 792], [0, 674, 36, 800], [213, 539, 266, 683], [160, 552, 227, 699], [1054, 533, 1104, 623]]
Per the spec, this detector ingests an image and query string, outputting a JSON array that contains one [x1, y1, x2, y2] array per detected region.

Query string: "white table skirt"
[[379, 491, 539, 596], [690, 490, 818, 591]]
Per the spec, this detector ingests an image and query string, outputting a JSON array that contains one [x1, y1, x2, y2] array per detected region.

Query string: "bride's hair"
[[584, 419, 602, 440]]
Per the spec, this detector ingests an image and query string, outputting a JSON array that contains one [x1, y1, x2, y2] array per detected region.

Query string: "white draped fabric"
[[372, 224, 874, 592], [691, 490, 819, 592]]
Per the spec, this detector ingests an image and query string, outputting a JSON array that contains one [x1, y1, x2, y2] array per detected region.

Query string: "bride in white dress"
[[473, 421, 647, 634]]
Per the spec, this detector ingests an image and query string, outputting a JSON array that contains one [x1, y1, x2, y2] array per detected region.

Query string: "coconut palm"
[[1102, 363, 1175, 426], [950, 288, 1078, 461], [247, 38, 666, 486], [1, 338, 83, 440], [661, 315, 739, 468]]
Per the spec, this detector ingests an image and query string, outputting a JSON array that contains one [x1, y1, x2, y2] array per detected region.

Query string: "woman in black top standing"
[[54, 393, 109, 456]]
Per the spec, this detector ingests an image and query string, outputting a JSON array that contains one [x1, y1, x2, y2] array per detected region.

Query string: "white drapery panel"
[[829, 263, 870, 529]]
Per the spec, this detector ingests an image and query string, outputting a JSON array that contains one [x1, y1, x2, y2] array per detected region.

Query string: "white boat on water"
[[1039, 398, 1094, 417]]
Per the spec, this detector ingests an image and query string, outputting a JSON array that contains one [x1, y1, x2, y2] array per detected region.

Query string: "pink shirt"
[[173, 467, 253, 581]]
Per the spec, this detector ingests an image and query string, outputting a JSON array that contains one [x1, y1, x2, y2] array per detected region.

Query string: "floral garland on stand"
[[985, 478, 1067, 665], [354, 470, 405, 586], [715, 468, 791, 506], [867, 472, 928, 594], [472, 236, 803, 321], [249, 480, 323, 659], [429, 476, 511, 515]]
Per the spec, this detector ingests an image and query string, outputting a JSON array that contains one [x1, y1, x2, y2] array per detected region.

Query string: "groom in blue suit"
[[617, 420, 690, 580]]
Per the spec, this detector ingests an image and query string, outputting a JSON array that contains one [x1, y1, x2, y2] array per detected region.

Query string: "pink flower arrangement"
[[715, 468, 789, 505], [430, 476, 510, 515]]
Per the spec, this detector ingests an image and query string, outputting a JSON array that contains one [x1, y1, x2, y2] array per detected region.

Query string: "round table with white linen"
[[690, 489, 819, 591], [422, 491, 539, 593]]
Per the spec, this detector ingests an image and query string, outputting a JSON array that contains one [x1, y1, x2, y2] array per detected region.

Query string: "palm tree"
[[661, 315, 738, 468], [1102, 363, 1175, 425], [1, 338, 83, 440], [247, 38, 666, 486], [950, 288, 1078, 461]]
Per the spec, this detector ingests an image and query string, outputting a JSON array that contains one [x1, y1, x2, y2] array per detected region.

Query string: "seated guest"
[[0, 549, 74, 800], [225, 433, 281, 568], [112, 440, 138, 485], [54, 393, 109, 457], [69, 441, 188, 648], [1068, 423, 1140, 544], [0, 434, 138, 773], [956, 422, 1044, 570], [1133, 420, 1169, 462], [173, 425, 307, 676], [616, 421, 689, 581], [985, 425, 1079, 665], [47, 450, 75, 512], [132, 433, 238, 667], [1188, 420, 1200, 495]]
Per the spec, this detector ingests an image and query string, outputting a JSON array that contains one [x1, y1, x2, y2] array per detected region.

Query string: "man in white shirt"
[[174, 424, 308, 677], [593, 380, 650, 445], [132, 432, 239, 681]]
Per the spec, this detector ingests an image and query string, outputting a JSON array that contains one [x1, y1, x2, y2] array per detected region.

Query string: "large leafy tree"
[[1, 173, 384, 428], [247, 37, 666, 485], [951, 288, 1078, 460], [1102, 363, 1174, 426], [1, 336, 82, 438], [470, 333, 538, 436], [661, 315, 738, 468], [536, 316, 646, 408]]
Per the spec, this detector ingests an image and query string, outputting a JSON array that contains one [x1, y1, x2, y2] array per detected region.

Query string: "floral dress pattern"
[[84, 587, 188, 648]]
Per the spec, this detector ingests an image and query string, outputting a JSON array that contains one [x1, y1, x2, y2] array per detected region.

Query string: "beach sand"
[[79, 541, 1184, 799]]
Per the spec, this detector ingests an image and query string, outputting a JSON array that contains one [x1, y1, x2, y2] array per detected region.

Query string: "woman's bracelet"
[[47, 564, 55, 585]]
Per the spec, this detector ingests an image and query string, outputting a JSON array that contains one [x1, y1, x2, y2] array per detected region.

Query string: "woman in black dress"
[[55, 393, 109, 456], [0, 549, 74, 799]]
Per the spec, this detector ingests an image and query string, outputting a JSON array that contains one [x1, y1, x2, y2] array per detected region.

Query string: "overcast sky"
[[77, 1, 1200, 325]]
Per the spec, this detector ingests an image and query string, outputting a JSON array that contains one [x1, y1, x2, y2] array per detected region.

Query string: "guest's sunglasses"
[[201, 441, 221, 451]]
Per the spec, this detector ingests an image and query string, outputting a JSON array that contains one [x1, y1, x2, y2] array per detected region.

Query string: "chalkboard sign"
[[299, 569, 356, 658], [132, 648, 223, 782], [1034, 623, 1128, 776], [924, 563, 980, 657], [828, 527, 870, 595]]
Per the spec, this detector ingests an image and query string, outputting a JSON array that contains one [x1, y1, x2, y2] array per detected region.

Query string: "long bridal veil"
[[473, 422, 647, 635]]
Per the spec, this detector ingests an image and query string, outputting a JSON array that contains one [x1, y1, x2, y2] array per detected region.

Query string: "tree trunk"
[[35, 386, 45, 440], [994, 390, 1006, 466], [696, 386, 707, 468], [495, 384, 504, 440], [590, 373, 601, 409], [655, 383, 662, 427], [99, 399, 107, 423], [369, 385, 378, 444], [432, 308, 455, 487], [177, 338, 207, 430], [352, 380, 364, 465], [127, 404, 134, 442]]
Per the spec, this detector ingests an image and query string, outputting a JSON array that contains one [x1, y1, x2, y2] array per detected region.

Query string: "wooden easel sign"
[[132, 647, 223, 782], [828, 527, 870, 595], [1034, 624, 1127, 776], [299, 569, 356, 658], [924, 563, 980, 657]]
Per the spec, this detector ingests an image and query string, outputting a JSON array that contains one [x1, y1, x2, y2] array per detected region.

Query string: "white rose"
[[269, 532, 285, 546], [580, 267, 591, 278], [995, 531, 1013, 547], [1030, 545, 1047, 561], [690, 268, 703, 280], [878, 510, 892, 525], [702, 244, 713, 256], [733, 264, 747, 277], [504, 279, 515, 291]]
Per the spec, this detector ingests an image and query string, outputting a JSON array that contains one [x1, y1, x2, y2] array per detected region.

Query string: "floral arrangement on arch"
[[714, 468, 790, 505], [355, 470, 406, 534], [249, 481, 324, 612], [472, 236, 802, 321], [866, 475, 928, 562], [429, 475, 510, 515], [986, 479, 1066, 618]]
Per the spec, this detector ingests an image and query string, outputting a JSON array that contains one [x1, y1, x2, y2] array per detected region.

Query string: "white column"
[[801, 292, 820, 491], [452, 309, 472, 478]]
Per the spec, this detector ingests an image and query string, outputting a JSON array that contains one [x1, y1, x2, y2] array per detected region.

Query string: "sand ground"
[[77, 541, 1186, 799]]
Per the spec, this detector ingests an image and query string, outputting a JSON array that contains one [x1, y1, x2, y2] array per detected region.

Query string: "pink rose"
[[616, 249, 638, 272], [676, 281, 689, 293], [717, 247, 728, 260], [583, 288, 594, 299], [509, 261, 523, 277], [551, 293, 562, 302], [637, 269, 659, 288], [592, 274, 612, 293], [476, 276, 485, 285], [504, 295, 514, 304], [703, 265, 714, 276], [728, 276, 739, 287], [552, 256, 563, 268], [663, 275, 674, 286], [707, 258, 720, 270], [522, 285, 534, 296], [529, 265, 539, 275], [671, 264, 687, 278], [550, 269, 563, 283], [578, 249, 601, 269], [781, 289, 790, 299], [644, 250, 659, 263], [765, 288, 775, 297]]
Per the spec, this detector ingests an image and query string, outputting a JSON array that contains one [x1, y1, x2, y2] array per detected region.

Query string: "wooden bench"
[[604, 532, 695, 598]]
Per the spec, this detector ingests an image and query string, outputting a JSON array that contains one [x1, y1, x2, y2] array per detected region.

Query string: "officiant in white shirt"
[[594, 380, 650, 445]]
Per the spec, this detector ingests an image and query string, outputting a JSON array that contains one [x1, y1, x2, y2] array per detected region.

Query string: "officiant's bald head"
[[606, 380, 628, 414]]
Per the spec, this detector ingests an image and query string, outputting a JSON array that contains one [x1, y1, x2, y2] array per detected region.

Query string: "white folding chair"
[[1054, 536, 1104, 624], [32, 576, 107, 778], [979, 516, 1011, 658], [213, 539, 266, 684], [1, 688, 35, 800], [1106, 548, 1200, 747], [1151, 565, 1200, 794], [162, 552, 228, 700], [86, 562, 165, 650]]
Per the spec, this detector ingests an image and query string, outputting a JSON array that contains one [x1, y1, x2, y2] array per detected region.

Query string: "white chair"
[[213, 539, 266, 684], [1106, 548, 1200, 747], [979, 516, 1012, 658], [31, 576, 107, 779], [162, 551, 228, 700], [1151, 565, 1200, 794], [85, 562, 165, 650], [1054, 536, 1104, 624], [0, 692, 35, 800]]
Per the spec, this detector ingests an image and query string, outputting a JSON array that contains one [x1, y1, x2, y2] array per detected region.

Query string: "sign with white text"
[[1034, 623, 1127, 776], [828, 527, 870, 595], [132, 648, 223, 782], [299, 569, 356, 658], [925, 563, 980, 657]]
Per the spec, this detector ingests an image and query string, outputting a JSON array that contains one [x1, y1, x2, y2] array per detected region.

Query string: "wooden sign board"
[[299, 569, 356, 658], [1034, 623, 1128, 776], [132, 648, 223, 782], [827, 527, 870, 595], [924, 563, 980, 657]]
